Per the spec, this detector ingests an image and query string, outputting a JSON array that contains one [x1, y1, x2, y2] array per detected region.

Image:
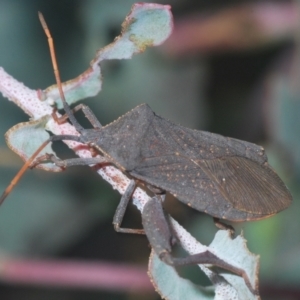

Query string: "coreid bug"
[[0, 13, 292, 295]]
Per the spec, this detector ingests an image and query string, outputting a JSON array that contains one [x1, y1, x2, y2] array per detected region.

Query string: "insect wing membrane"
[[201, 157, 292, 219]]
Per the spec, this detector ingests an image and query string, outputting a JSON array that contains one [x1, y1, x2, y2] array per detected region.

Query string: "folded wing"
[[130, 153, 291, 221]]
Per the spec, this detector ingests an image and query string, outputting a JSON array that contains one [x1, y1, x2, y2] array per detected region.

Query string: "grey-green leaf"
[[5, 116, 61, 171]]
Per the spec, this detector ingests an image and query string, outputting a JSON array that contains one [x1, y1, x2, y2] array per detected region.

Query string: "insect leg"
[[53, 104, 102, 129], [167, 251, 258, 295], [142, 197, 258, 295], [76, 104, 102, 129], [142, 196, 177, 262], [213, 217, 235, 236], [31, 154, 107, 169], [113, 179, 145, 234]]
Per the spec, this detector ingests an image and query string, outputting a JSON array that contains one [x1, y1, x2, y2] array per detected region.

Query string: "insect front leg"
[[142, 196, 258, 295], [42, 153, 107, 168], [113, 179, 145, 234], [53, 104, 102, 129], [77, 104, 102, 129]]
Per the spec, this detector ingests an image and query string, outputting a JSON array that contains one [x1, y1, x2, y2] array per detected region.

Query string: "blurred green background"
[[0, 0, 299, 299]]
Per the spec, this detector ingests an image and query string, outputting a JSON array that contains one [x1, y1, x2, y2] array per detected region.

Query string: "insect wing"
[[201, 156, 292, 219], [129, 114, 292, 221]]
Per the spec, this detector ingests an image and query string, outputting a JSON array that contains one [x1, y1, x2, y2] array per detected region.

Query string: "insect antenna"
[[0, 140, 51, 204], [38, 12, 84, 132], [0, 13, 81, 204]]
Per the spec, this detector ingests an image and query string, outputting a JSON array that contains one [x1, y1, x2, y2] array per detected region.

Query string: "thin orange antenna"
[[0, 13, 79, 205], [0, 140, 51, 204]]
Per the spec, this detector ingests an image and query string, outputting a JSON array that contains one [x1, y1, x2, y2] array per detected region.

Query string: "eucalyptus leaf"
[[148, 230, 260, 300], [149, 250, 215, 300], [5, 116, 61, 171], [43, 3, 173, 108]]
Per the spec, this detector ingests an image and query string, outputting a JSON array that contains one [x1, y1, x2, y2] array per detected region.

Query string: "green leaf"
[[5, 116, 61, 171], [43, 3, 173, 109], [148, 230, 260, 300]]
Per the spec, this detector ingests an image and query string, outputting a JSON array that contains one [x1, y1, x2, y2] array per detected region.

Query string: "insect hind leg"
[[142, 196, 257, 295], [163, 250, 258, 295], [213, 217, 235, 236]]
